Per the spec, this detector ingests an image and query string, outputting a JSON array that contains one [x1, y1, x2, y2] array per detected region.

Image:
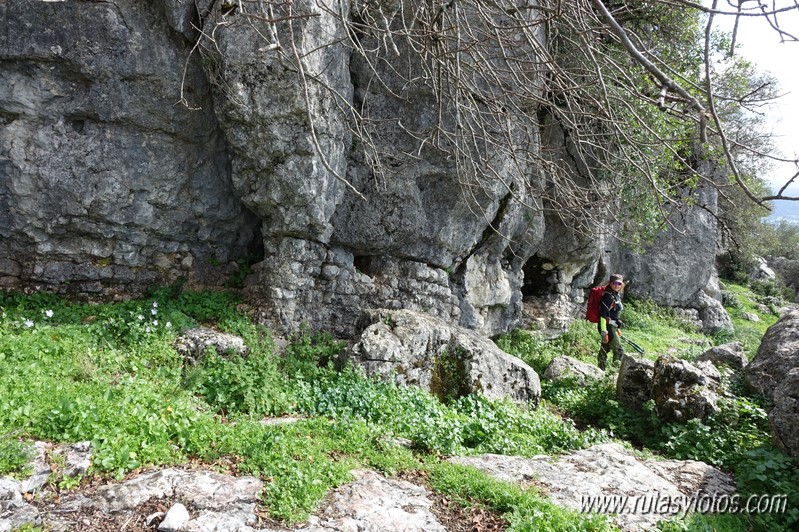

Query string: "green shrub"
[[0, 436, 34, 477]]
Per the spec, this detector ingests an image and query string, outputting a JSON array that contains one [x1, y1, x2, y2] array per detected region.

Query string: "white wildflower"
[[151, 308, 158, 315], [24, 319, 34, 328], [145, 326, 152, 333], [165, 321, 172, 329], [152, 301, 158, 308], [45, 309, 54, 318], [152, 320, 158, 326], [137, 314, 144, 321]]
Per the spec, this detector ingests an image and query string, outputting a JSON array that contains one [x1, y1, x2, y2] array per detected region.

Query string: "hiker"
[[597, 274, 625, 370]]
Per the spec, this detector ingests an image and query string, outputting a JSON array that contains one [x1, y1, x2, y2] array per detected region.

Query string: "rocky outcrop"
[[770, 369, 799, 458], [1, 0, 729, 339], [451, 443, 737, 532], [607, 180, 731, 334], [651, 356, 720, 422], [543, 355, 604, 385], [746, 311, 799, 457], [2, 449, 448, 531], [745, 311, 799, 399], [0, 0, 261, 296], [696, 342, 747, 371], [345, 309, 541, 405], [616, 354, 721, 422], [616, 355, 655, 410]]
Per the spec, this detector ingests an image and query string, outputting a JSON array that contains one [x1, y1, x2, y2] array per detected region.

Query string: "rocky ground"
[[1, 433, 737, 532]]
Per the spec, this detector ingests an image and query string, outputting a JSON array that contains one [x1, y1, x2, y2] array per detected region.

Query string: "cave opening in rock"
[[521, 255, 558, 298]]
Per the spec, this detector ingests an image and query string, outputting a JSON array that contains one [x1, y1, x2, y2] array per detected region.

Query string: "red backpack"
[[585, 286, 606, 323]]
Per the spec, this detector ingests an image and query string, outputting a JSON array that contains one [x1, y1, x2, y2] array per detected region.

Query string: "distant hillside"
[[768, 183, 799, 224]]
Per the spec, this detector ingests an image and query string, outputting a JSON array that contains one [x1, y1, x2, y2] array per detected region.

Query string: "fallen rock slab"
[[450, 443, 736, 531], [269, 469, 447, 532]]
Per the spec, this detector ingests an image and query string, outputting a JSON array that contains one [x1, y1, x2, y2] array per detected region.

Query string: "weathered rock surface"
[[174, 327, 248, 364], [345, 309, 541, 404], [0, 0, 729, 339], [746, 312, 799, 457], [745, 311, 799, 399], [451, 442, 737, 532], [543, 355, 604, 385], [606, 183, 728, 334], [651, 356, 720, 422], [0, 0, 260, 296], [770, 368, 799, 458], [750, 257, 776, 281], [696, 342, 747, 371], [616, 355, 655, 410], [280, 470, 447, 532], [3, 460, 447, 532]]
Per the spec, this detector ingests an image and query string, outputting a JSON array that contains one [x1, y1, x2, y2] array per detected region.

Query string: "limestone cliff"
[[0, 0, 728, 336]]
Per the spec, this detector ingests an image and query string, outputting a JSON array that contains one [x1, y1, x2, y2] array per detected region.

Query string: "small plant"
[[0, 436, 34, 477]]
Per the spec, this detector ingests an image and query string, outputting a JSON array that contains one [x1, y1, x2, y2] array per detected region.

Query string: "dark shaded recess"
[[520, 255, 556, 297]]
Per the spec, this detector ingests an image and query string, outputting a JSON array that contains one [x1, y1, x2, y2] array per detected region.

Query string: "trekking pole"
[[619, 335, 645, 355]]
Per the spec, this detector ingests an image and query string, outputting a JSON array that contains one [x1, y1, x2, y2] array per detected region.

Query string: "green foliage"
[[1, 287, 794, 529], [655, 396, 771, 469], [187, 348, 289, 416], [0, 436, 34, 477], [232, 419, 357, 524], [735, 446, 799, 528], [496, 321, 596, 375], [758, 220, 799, 260], [456, 395, 607, 456]]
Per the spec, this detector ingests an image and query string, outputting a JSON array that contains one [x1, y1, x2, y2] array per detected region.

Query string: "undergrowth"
[[1, 283, 795, 530], [0, 289, 605, 529]]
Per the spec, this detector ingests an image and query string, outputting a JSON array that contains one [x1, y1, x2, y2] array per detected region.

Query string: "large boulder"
[[651, 356, 720, 422], [696, 342, 747, 371], [345, 309, 541, 405], [746, 311, 799, 399], [746, 311, 799, 457], [616, 355, 655, 410], [543, 355, 604, 386], [770, 369, 799, 458]]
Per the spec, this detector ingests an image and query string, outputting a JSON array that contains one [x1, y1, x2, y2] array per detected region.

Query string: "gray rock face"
[[607, 182, 730, 333], [616, 355, 655, 410], [745, 311, 799, 399], [247, 237, 461, 338], [451, 443, 736, 532], [0, 0, 260, 295], [346, 309, 541, 405], [746, 311, 799, 457], [1, 0, 730, 340], [771, 369, 799, 458], [609, 186, 719, 308], [651, 356, 720, 422], [691, 288, 734, 334], [543, 355, 604, 385], [696, 342, 747, 371], [750, 257, 776, 281]]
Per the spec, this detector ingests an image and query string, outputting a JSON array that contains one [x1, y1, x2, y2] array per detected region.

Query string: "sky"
[[714, 5, 799, 222]]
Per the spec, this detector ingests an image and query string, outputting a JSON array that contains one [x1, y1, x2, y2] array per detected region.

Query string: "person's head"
[[607, 274, 624, 292]]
